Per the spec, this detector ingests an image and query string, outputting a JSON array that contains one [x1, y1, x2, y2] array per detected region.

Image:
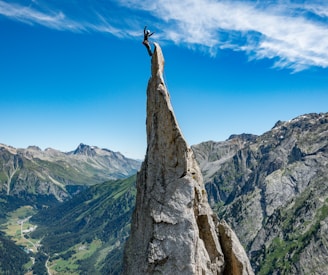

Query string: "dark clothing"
[[143, 27, 154, 41], [143, 26, 154, 56]]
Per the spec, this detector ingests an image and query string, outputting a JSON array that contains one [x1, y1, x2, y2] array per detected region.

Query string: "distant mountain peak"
[[0, 142, 141, 201], [72, 143, 97, 156], [27, 145, 42, 151], [228, 133, 258, 143]]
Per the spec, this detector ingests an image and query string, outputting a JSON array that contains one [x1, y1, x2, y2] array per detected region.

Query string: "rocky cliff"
[[123, 43, 253, 274], [192, 112, 328, 274]]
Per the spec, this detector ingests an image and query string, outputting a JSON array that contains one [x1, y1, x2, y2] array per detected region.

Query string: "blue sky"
[[1, 0, 327, 159]]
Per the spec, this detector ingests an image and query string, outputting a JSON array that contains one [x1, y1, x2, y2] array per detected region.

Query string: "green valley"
[[0, 112, 327, 274]]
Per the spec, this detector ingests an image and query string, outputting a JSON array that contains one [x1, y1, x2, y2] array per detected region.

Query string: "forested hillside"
[[30, 176, 136, 274]]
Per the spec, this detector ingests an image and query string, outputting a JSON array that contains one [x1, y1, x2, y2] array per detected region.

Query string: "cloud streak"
[[1, 0, 328, 72], [0, 0, 124, 35], [0, 0, 85, 31], [117, 0, 328, 72]]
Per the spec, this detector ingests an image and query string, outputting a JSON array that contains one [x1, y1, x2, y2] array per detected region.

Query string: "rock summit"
[[123, 43, 253, 275]]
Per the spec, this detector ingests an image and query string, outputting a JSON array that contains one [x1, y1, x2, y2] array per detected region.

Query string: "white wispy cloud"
[[304, 3, 328, 18], [117, 0, 328, 71], [0, 0, 124, 35], [0, 0, 82, 31], [1, 0, 328, 72]]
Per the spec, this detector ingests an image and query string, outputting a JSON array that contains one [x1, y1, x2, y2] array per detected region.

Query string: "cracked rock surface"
[[123, 43, 253, 275]]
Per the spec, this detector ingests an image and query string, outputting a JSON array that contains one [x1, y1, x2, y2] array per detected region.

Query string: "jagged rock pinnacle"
[[123, 43, 253, 274]]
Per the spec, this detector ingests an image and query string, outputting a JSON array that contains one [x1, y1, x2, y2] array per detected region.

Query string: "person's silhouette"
[[142, 26, 154, 56]]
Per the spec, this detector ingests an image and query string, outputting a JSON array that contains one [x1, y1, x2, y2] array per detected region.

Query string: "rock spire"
[[123, 43, 253, 275]]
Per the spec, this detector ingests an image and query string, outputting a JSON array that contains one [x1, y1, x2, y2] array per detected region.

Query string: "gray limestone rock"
[[192, 112, 328, 274], [123, 43, 253, 275], [218, 220, 255, 275]]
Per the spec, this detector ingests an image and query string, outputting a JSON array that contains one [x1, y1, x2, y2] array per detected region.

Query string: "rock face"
[[192, 112, 328, 274], [123, 43, 253, 274]]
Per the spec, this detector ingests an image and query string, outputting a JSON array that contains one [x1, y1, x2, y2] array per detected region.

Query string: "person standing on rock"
[[143, 26, 154, 56]]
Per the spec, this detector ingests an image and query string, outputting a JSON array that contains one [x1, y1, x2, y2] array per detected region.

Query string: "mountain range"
[[0, 112, 327, 274], [0, 143, 141, 203], [192, 112, 328, 274]]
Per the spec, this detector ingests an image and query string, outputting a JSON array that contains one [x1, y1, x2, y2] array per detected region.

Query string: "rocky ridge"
[[0, 143, 140, 201], [192, 112, 328, 274], [123, 43, 253, 274]]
